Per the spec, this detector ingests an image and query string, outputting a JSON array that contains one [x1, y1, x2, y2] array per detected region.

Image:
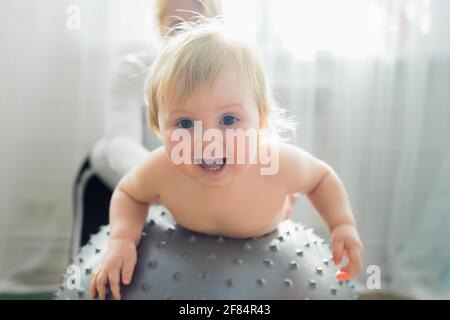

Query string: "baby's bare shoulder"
[[269, 142, 329, 194], [118, 145, 176, 202], [141, 145, 176, 179], [269, 141, 313, 169], [256, 142, 303, 180], [269, 142, 301, 176]]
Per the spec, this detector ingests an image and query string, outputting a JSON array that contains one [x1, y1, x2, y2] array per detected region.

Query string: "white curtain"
[[224, 0, 450, 298], [0, 0, 157, 293], [0, 0, 449, 299]]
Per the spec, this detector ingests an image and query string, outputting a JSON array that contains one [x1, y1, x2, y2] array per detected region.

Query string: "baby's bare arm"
[[280, 143, 363, 279], [91, 146, 168, 299], [280, 143, 355, 230], [110, 146, 169, 243], [109, 150, 163, 246]]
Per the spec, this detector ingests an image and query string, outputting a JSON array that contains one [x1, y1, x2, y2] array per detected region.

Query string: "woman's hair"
[[156, 0, 223, 33], [145, 18, 296, 140]]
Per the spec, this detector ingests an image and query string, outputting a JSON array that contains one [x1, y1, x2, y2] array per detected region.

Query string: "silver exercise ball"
[[55, 206, 357, 300]]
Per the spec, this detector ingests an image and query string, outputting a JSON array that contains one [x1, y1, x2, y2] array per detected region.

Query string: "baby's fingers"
[[109, 268, 121, 300], [90, 267, 101, 299], [332, 240, 345, 265], [96, 269, 109, 300], [122, 255, 137, 285], [337, 246, 362, 280]]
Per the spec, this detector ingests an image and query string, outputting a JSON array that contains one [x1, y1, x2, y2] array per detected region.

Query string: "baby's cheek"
[[163, 131, 195, 165], [165, 143, 195, 172], [226, 129, 258, 165], [178, 163, 197, 177]]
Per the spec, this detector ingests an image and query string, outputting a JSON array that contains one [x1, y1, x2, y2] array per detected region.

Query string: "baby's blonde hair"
[[146, 18, 296, 140]]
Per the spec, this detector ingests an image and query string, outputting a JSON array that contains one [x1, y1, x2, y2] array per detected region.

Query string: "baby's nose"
[[193, 134, 225, 159], [201, 140, 225, 159]]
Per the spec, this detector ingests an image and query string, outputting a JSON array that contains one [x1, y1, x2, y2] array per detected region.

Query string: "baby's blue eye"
[[177, 119, 194, 129], [221, 115, 238, 126]]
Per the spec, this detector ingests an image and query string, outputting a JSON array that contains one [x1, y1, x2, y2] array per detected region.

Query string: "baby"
[[90, 20, 363, 300]]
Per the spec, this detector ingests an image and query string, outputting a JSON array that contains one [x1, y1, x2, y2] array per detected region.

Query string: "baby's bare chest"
[[158, 177, 289, 238]]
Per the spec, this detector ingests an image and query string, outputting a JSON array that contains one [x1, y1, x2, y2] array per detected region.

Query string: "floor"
[[0, 293, 54, 300]]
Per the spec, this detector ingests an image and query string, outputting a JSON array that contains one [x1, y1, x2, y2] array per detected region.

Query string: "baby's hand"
[[331, 224, 363, 281], [90, 239, 137, 300]]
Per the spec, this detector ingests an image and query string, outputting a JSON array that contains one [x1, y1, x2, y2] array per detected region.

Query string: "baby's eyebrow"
[[171, 110, 192, 115], [170, 103, 243, 115], [217, 103, 243, 110]]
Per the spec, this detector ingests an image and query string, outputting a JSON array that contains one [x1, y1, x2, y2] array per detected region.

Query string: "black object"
[[70, 156, 113, 257]]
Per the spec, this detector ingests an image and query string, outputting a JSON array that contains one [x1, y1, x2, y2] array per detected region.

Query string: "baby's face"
[[158, 69, 262, 187]]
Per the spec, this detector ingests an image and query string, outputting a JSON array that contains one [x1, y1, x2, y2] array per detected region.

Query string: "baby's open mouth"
[[199, 157, 227, 172]]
